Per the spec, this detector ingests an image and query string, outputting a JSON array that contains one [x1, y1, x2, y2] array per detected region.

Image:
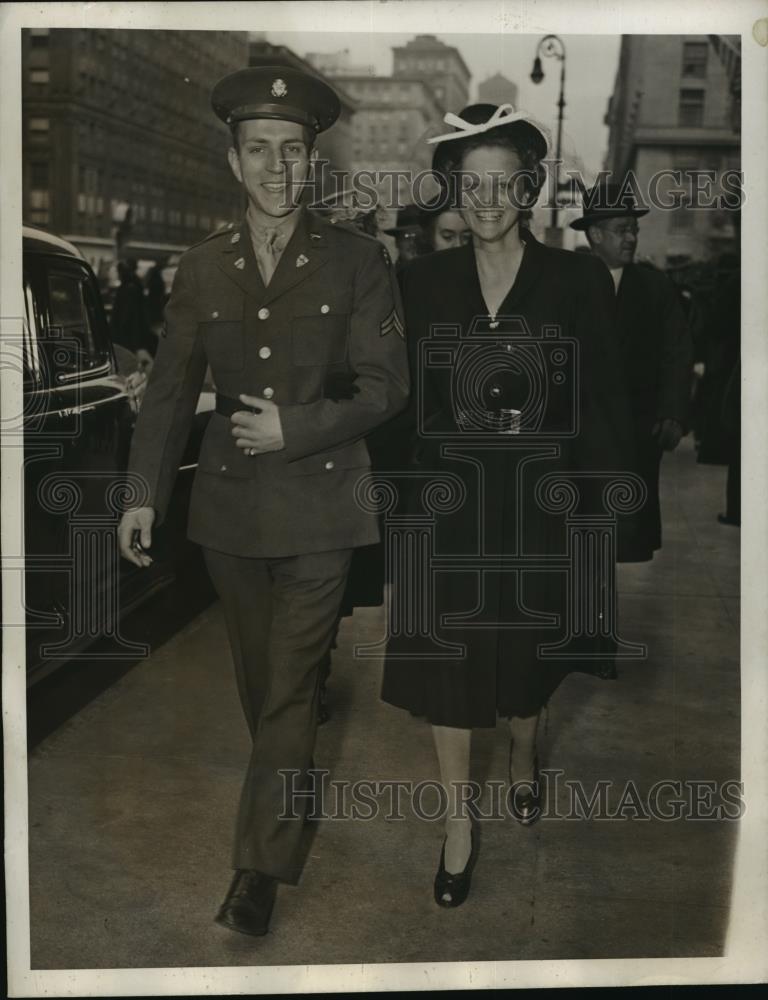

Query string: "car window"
[[44, 265, 109, 376], [23, 275, 43, 386], [47, 272, 97, 355]]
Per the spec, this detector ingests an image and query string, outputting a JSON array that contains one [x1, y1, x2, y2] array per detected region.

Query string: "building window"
[[679, 89, 705, 126], [682, 41, 708, 78], [29, 211, 49, 225], [29, 190, 49, 210], [29, 69, 50, 84], [29, 28, 50, 47], [28, 117, 50, 133], [30, 162, 49, 189]]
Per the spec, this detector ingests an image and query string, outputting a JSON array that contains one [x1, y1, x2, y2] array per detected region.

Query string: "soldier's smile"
[[228, 118, 312, 219]]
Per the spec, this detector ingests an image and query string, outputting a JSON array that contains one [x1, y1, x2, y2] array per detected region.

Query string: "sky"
[[264, 31, 622, 178]]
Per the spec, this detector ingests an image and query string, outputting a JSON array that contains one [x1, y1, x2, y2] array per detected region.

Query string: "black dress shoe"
[[433, 822, 479, 908], [510, 755, 542, 827], [215, 870, 277, 937]]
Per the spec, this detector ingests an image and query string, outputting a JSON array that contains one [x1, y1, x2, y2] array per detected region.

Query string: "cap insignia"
[[271, 78, 288, 98]]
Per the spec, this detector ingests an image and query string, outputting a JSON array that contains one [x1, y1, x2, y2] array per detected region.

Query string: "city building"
[[392, 34, 470, 113], [330, 76, 445, 174], [602, 34, 741, 266], [478, 72, 518, 109], [22, 27, 249, 271], [304, 48, 374, 78]]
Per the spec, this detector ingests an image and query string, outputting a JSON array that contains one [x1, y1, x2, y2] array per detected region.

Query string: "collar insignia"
[[230, 231, 241, 244], [234, 257, 245, 270], [296, 254, 309, 268]]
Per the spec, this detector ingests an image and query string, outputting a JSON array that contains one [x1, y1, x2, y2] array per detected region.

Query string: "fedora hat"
[[382, 203, 424, 236], [570, 180, 649, 231]]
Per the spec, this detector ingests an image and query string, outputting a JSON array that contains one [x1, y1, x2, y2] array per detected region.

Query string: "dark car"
[[19, 226, 214, 683]]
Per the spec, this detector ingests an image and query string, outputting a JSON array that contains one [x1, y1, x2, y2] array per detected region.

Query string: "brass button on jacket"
[[127, 208, 410, 559]]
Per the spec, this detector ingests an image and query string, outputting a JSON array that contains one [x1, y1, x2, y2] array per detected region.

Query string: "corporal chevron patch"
[[380, 308, 404, 339]]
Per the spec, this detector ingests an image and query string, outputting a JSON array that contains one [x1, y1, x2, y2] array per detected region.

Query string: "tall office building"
[[392, 34, 470, 112], [602, 34, 740, 266], [478, 72, 518, 109], [329, 76, 445, 174], [22, 27, 249, 267]]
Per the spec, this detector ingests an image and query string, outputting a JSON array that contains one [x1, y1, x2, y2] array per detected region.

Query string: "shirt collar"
[[247, 206, 302, 246]]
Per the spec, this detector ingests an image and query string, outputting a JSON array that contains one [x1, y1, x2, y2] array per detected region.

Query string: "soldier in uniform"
[[117, 66, 409, 937]]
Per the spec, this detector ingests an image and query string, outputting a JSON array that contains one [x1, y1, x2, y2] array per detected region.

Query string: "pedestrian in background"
[[382, 203, 431, 272], [144, 255, 169, 338], [572, 181, 692, 562], [110, 258, 156, 375], [697, 264, 741, 525], [419, 196, 472, 252]]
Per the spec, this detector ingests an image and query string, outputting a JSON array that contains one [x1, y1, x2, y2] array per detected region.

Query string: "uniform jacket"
[[127, 210, 410, 557]]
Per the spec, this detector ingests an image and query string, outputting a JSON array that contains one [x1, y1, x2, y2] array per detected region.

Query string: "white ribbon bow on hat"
[[426, 103, 548, 153]]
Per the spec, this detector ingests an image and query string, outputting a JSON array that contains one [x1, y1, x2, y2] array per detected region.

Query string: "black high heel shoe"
[[433, 821, 479, 908], [509, 744, 543, 827]]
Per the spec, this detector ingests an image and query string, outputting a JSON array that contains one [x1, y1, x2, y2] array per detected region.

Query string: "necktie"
[[253, 227, 280, 285]]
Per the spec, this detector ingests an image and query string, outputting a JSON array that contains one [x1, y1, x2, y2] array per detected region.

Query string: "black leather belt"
[[215, 393, 260, 417]]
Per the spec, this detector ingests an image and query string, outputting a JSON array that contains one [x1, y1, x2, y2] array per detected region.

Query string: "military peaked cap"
[[211, 66, 341, 133]]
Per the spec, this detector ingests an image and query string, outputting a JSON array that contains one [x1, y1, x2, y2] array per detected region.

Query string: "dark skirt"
[[380, 444, 616, 729]]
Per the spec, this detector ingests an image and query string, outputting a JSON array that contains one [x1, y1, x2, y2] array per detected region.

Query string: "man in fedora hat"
[[571, 180, 692, 561], [382, 203, 430, 271], [117, 65, 409, 936]]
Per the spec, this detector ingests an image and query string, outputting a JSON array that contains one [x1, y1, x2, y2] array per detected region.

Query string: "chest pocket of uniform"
[[199, 321, 244, 372], [292, 313, 349, 367]]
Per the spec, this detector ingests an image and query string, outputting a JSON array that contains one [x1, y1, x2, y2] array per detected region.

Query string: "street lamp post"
[[531, 34, 567, 233]]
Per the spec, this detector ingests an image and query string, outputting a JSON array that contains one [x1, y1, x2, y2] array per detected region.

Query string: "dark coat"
[[127, 210, 410, 558], [697, 270, 740, 465], [110, 277, 155, 356], [612, 262, 692, 560], [381, 230, 636, 728]]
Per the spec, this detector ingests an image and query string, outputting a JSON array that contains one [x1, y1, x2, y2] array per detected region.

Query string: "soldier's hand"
[[125, 370, 148, 415], [231, 395, 285, 455], [118, 507, 155, 567], [652, 418, 684, 451]]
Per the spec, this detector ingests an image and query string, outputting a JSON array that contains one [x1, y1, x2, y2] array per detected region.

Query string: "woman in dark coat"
[[380, 105, 634, 907]]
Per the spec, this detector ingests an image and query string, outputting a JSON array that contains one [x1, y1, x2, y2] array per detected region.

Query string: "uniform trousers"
[[203, 545, 353, 884]]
